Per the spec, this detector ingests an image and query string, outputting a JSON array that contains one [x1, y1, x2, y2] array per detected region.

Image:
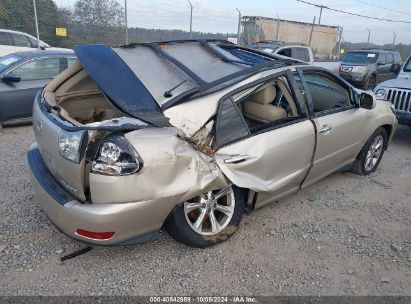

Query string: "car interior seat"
[[243, 85, 287, 124]]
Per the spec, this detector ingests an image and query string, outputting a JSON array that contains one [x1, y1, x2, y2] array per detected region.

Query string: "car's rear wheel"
[[352, 127, 387, 175], [165, 186, 245, 247]]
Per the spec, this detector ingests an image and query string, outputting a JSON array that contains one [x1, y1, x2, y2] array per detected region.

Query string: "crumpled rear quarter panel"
[[89, 127, 228, 207]]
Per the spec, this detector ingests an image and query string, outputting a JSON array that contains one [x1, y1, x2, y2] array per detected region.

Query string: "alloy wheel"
[[184, 187, 235, 236], [364, 135, 384, 171]]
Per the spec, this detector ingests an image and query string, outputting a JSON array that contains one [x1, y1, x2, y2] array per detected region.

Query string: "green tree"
[[74, 0, 125, 27], [0, 0, 64, 45]]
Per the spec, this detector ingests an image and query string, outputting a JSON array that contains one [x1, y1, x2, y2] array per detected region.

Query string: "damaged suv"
[[28, 40, 397, 247]]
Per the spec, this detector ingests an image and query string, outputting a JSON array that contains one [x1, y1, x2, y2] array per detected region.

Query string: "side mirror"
[[359, 92, 375, 110], [378, 61, 386, 66], [390, 63, 401, 73], [1, 74, 21, 83]]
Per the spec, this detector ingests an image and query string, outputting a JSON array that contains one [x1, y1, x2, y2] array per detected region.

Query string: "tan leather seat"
[[243, 86, 287, 123]]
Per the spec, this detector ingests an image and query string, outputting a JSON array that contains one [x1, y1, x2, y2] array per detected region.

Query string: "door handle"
[[319, 125, 332, 134], [223, 154, 254, 164]]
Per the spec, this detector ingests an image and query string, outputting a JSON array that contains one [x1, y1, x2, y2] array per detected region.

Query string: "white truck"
[[248, 41, 340, 73]]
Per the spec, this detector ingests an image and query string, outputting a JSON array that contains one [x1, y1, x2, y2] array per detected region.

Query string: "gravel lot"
[[0, 124, 410, 296]]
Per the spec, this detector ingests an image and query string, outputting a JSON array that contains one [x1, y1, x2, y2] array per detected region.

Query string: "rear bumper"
[[27, 143, 163, 246]]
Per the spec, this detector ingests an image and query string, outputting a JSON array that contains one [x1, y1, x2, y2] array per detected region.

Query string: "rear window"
[[341, 52, 378, 64], [386, 53, 394, 64], [292, 47, 309, 62], [0, 54, 21, 74]]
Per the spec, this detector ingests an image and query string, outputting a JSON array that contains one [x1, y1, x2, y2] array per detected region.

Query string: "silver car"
[[27, 40, 397, 247], [374, 54, 411, 126]]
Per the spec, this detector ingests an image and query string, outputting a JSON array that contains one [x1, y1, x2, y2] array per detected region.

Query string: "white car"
[[0, 29, 71, 57]]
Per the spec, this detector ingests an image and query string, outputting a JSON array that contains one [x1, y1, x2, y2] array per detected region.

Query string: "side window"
[[67, 57, 78, 67], [236, 76, 300, 132], [386, 53, 394, 64], [0, 32, 12, 45], [277, 47, 291, 57], [11, 57, 60, 80], [11, 34, 32, 47], [216, 98, 249, 146], [28, 37, 39, 48], [292, 47, 309, 62], [378, 53, 386, 63], [301, 73, 352, 114], [395, 53, 401, 64]]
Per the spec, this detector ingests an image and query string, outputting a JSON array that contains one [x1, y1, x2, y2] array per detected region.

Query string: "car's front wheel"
[[352, 127, 387, 175], [363, 74, 376, 90], [165, 186, 245, 247]]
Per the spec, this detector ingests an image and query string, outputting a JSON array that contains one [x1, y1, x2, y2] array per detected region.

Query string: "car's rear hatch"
[[33, 44, 170, 201]]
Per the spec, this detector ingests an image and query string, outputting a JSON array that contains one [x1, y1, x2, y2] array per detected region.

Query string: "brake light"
[[76, 229, 115, 240]]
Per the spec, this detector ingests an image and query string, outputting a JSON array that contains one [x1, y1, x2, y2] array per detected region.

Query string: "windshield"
[[342, 52, 378, 64], [0, 54, 21, 74], [403, 56, 411, 72]]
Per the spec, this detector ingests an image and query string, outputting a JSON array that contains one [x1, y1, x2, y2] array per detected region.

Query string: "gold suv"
[[28, 40, 397, 247]]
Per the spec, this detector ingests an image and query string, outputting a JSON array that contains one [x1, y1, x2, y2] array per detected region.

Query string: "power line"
[[295, 0, 411, 24], [354, 0, 411, 17]]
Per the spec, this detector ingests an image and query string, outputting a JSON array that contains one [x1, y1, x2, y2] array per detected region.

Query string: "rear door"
[[296, 68, 368, 186], [214, 71, 315, 194], [0, 56, 61, 122]]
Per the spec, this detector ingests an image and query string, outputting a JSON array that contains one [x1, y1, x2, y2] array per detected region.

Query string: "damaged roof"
[[74, 40, 297, 126]]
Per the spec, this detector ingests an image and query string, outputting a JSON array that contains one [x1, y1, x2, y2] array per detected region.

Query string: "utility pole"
[[366, 28, 371, 48], [337, 27, 343, 59], [188, 0, 193, 39], [276, 15, 280, 41], [32, 0, 40, 49], [308, 16, 316, 46], [124, 0, 128, 44], [318, 5, 324, 25], [392, 31, 396, 49], [236, 8, 241, 45]]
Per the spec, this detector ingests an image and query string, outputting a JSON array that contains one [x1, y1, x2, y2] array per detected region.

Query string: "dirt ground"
[[0, 124, 410, 296]]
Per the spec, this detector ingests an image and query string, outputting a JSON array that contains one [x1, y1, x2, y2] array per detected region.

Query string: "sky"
[[55, 0, 411, 44]]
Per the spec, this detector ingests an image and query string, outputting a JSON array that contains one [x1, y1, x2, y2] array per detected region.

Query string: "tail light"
[[91, 135, 143, 176]]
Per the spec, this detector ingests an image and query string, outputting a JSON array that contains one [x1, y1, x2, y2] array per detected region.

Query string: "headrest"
[[249, 85, 277, 105]]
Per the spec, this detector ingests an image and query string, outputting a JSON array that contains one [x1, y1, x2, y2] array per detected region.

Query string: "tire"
[[165, 186, 246, 247], [363, 74, 376, 90], [352, 127, 387, 175]]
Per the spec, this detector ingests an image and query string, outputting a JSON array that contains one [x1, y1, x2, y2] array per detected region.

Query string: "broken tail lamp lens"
[[58, 130, 86, 163], [92, 135, 143, 176]]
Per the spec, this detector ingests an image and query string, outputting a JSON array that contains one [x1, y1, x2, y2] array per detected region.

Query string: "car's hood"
[[376, 77, 411, 90], [340, 62, 370, 67], [74, 44, 168, 127]]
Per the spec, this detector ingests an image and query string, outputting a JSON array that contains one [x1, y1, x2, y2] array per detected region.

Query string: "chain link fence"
[[0, 0, 236, 49], [1, 0, 410, 59]]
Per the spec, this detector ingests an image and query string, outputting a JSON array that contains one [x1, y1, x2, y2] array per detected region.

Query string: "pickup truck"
[[247, 41, 339, 73]]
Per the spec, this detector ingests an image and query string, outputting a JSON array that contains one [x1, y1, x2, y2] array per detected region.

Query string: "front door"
[[296, 69, 368, 187]]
